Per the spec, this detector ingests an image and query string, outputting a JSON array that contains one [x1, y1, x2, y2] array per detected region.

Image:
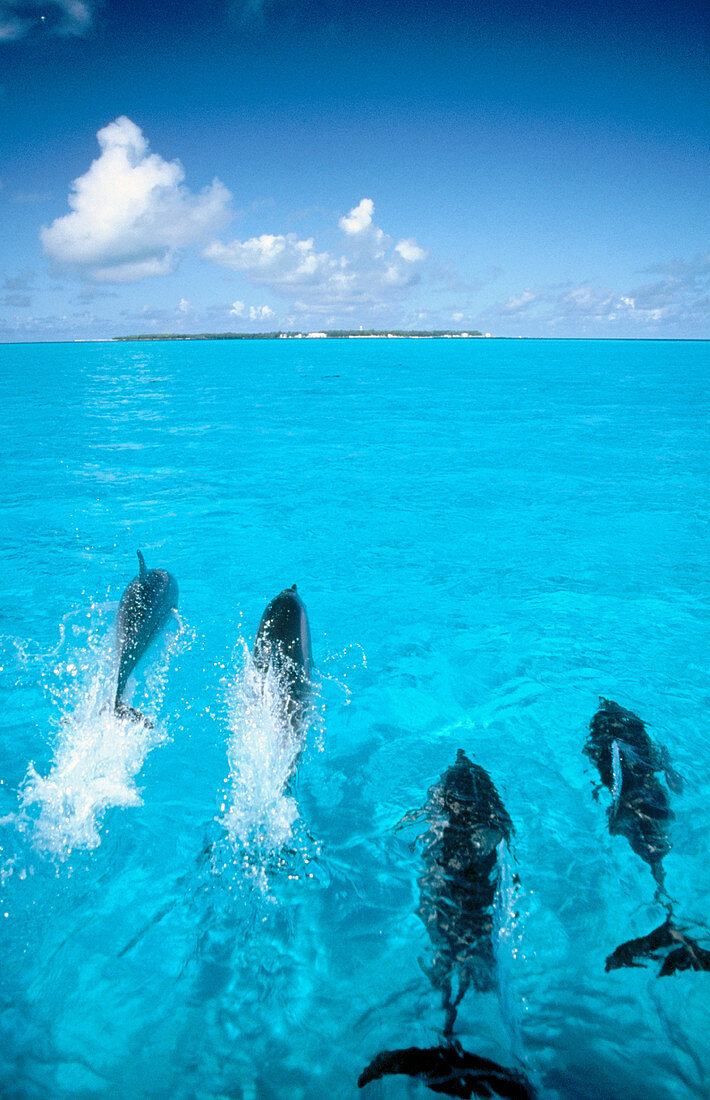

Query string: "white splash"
[[493, 839, 526, 1063], [21, 705, 163, 857], [18, 606, 185, 859], [221, 641, 308, 857]]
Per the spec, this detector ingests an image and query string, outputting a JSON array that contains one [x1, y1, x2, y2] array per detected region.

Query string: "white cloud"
[[178, 297, 190, 313], [339, 198, 374, 235], [206, 197, 427, 315], [41, 116, 232, 282], [206, 233, 333, 287], [229, 299, 274, 322], [0, 0, 93, 40], [249, 304, 274, 320], [395, 238, 427, 263]]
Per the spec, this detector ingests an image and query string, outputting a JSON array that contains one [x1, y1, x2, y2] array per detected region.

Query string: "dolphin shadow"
[[358, 1040, 533, 1099], [606, 916, 710, 977]]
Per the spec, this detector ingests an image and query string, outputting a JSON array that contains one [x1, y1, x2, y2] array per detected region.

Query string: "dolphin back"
[[585, 698, 673, 882], [253, 584, 312, 706], [115, 550, 179, 711], [585, 698, 664, 785], [413, 750, 514, 1016]]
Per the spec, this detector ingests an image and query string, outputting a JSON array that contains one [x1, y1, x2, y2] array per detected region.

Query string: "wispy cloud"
[[486, 254, 710, 335], [227, 0, 299, 28], [41, 116, 232, 282], [11, 189, 51, 204], [205, 198, 428, 315], [2, 267, 35, 307], [0, 0, 95, 41]]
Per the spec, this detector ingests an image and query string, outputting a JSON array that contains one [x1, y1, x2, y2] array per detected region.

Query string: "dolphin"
[[584, 698, 679, 889], [359, 750, 533, 1099], [253, 584, 312, 729], [584, 698, 709, 977], [114, 550, 178, 723], [403, 748, 514, 1032]]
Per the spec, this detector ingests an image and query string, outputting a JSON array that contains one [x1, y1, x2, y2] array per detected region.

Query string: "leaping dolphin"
[[115, 550, 178, 723], [253, 584, 312, 731]]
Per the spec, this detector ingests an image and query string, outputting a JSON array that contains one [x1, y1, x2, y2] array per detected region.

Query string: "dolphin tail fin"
[[137, 550, 147, 580], [659, 936, 710, 975], [358, 1044, 535, 1098], [606, 918, 710, 977], [114, 701, 153, 729]]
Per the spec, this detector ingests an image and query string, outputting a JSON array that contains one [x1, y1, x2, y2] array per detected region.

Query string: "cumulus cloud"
[[207, 234, 333, 287], [206, 198, 427, 314], [339, 197, 374, 235], [395, 238, 427, 263], [229, 299, 274, 321], [41, 116, 232, 282], [0, 0, 93, 40], [250, 304, 274, 320]]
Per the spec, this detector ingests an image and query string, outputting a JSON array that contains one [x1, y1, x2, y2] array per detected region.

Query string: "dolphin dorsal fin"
[[137, 550, 147, 580]]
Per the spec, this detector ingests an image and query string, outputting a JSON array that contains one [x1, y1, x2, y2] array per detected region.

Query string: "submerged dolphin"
[[253, 584, 312, 728], [584, 698, 679, 889], [584, 698, 709, 977], [404, 748, 514, 1031], [359, 750, 533, 1099], [115, 550, 178, 723]]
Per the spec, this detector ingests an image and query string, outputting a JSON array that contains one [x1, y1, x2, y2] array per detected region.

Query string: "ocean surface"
[[0, 337, 708, 1100]]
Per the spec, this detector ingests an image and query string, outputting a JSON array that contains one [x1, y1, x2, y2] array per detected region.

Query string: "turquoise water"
[[0, 337, 708, 1099]]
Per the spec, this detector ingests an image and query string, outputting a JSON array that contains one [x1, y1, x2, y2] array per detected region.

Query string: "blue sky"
[[1, 0, 708, 340]]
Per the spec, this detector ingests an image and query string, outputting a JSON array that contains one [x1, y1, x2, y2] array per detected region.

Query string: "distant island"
[[114, 329, 488, 341]]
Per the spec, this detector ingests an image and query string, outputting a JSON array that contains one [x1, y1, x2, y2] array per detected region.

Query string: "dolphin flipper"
[[659, 938, 710, 975], [660, 746, 684, 795]]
